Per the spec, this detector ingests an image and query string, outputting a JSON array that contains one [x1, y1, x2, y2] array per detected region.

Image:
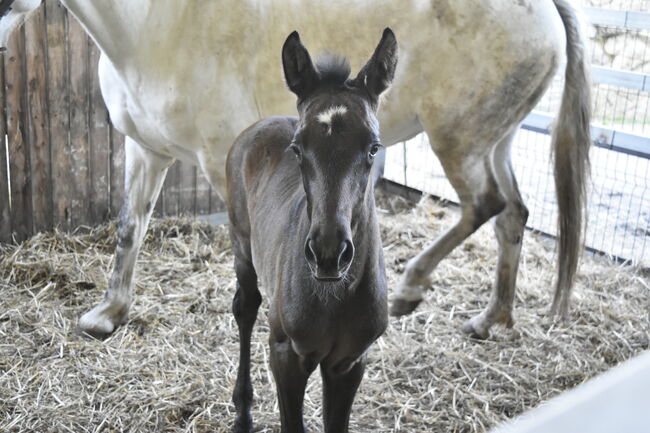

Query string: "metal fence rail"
[[384, 3, 650, 267]]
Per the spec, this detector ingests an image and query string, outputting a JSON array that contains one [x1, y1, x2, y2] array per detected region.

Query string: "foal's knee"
[[232, 286, 262, 324]]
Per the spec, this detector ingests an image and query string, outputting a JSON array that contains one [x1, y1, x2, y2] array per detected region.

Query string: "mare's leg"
[[321, 359, 366, 433], [231, 257, 262, 433], [461, 132, 529, 339], [269, 332, 314, 433], [390, 141, 506, 317], [78, 137, 172, 338]]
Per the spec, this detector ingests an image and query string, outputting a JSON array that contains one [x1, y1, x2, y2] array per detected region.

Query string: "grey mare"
[[0, 1, 590, 339]]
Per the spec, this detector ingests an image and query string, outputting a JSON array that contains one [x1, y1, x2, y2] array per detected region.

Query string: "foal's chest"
[[280, 293, 387, 367]]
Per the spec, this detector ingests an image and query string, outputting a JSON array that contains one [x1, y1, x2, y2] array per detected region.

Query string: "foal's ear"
[[282, 31, 319, 99], [353, 28, 398, 101]]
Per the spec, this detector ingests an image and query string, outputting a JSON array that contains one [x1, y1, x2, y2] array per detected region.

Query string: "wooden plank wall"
[[0, 2, 224, 244]]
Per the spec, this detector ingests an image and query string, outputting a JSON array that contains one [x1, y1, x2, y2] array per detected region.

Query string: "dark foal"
[[225, 29, 397, 433]]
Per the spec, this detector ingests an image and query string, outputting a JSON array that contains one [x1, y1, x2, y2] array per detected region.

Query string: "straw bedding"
[[1, 191, 648, 432]]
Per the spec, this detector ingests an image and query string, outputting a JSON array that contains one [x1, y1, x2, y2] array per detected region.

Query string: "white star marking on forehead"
[[316, 105, 348, 135]]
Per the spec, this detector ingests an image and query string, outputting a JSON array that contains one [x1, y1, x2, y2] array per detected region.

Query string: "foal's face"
[[290, 95, 382, 280], [282, 29, 397, 281]]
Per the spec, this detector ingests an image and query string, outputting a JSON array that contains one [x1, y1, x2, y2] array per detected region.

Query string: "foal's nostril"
[[305, 239, 317, 265], [337, 239, 354, 269]]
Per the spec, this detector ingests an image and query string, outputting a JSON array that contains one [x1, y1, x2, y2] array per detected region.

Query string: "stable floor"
[[1, 192, 648, 432]]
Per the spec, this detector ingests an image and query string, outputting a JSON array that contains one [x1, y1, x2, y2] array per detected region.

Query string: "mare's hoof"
[[461, 319, 490, 340], [75, 325, 114, 340], [389, 298, 422, 317], [76, 302, 127, 340]]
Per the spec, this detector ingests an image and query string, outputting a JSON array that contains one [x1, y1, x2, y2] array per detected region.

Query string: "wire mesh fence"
[[587, 0, 649, 12], [383, 1, 650, 267]]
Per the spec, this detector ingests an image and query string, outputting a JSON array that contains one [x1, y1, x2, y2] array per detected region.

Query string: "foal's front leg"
[[269, 331, 314, 433], [321, 358, 366, 433], [232, 259, 262, 433]]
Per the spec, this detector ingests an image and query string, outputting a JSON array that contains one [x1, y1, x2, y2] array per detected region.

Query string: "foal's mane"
[[315, 53, 351, 86]]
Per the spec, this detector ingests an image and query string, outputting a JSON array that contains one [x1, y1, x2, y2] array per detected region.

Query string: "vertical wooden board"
[[46, 0, 72, 231], [0, 53, 10, 243], [88, 41, 110, 225], [67, 16, 90, 227], [163, 160, 180, 217], [178, 162, 196, 216], [5, 26, 32, 241], [109, 127, 125, 218], [151, 142, 164, 218], [209, 184, 226, 213], [25, 6, 52, 234], [152, 170, 164, 218], [195, 170, 212, 216]]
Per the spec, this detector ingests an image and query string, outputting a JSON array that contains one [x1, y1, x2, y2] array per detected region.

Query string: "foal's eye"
[[368, 143, 383, 160], [289, 143, 302, 160]]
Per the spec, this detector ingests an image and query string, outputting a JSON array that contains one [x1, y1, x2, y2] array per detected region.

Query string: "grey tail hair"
[[550, 0, 592, 318]]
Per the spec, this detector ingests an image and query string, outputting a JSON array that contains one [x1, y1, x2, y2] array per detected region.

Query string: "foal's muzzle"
[[304, 237, 354, 281]]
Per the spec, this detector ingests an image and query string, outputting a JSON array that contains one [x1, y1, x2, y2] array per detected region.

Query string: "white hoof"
[[461, 309, 513, 340], [461, 316, 490, 340], [77, 300, 128, 339]]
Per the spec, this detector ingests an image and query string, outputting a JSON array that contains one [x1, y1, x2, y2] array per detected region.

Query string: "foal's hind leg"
[[78, 137, 172, 338], [461, 132, 529, 339], [231, 257, 262, 433], [390, 148, 506, 317]]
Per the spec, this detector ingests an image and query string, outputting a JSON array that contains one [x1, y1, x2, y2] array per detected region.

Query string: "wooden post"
[[209, 184, 225, 214], [46, 0, 73, 231], [0, 52, 10, 243], [25, 6, 52, 234], [163, 160, 180, 217], [152, 161, 164, 218], [195, 170, 212, 216], [5, 25, 32, 242], [88, 41, 110, 224], [179, 162, 196, 216], [67, 16, 90, 227]]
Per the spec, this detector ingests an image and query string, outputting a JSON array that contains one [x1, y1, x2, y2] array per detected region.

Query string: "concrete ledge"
[[490, 350, 650, 433], [197, 212, 229, 226]]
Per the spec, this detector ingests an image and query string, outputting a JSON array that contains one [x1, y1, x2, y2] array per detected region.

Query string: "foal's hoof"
[[232, 414, 253, 433], [76, 301, 127, 340], [461, 319, 490, 340], [389, 298, 422, 317], [549, 303, 571, 322]]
